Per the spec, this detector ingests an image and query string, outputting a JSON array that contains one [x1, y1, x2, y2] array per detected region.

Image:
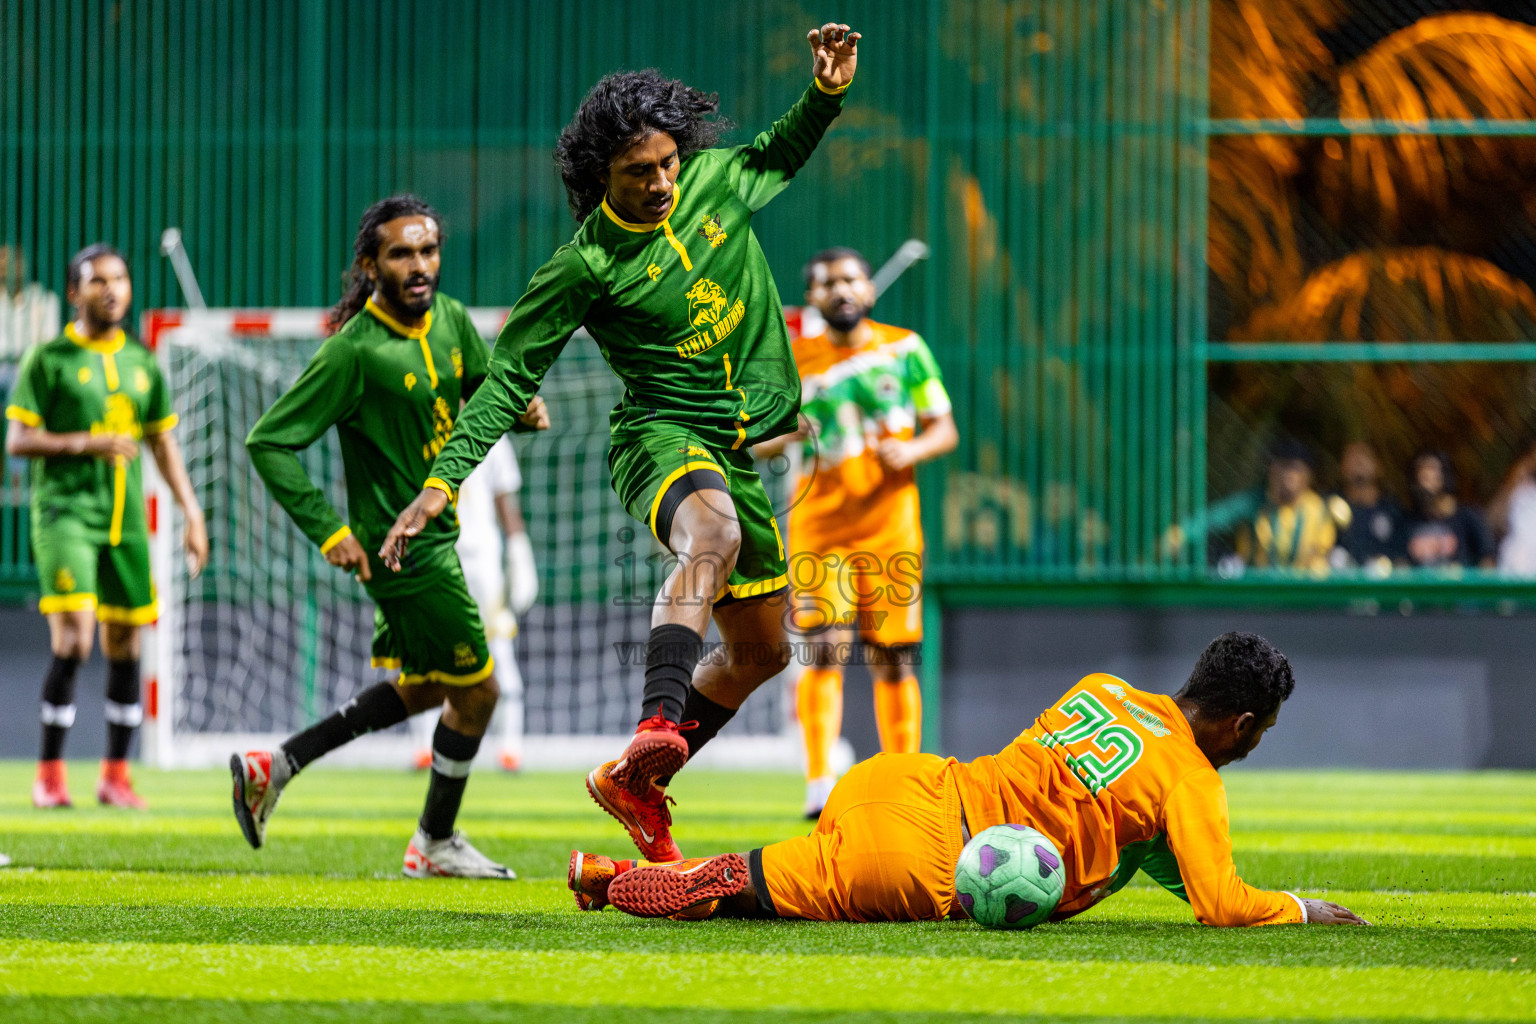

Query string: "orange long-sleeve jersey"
[[952, 674, 1305, 926]]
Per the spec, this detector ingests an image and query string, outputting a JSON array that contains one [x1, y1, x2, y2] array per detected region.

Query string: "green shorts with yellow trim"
[[32, 515, 157, 624], [368, 546, 493, 686], [608, 424, 788, 604]]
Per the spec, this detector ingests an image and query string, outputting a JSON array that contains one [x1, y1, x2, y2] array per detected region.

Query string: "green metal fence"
[[5, 0, 1536, 609]]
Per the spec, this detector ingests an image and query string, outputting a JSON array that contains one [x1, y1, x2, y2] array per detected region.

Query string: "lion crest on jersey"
[[96, 392, 141, 440], [698, 213, 727, 248], [687, 278, 729, 327]]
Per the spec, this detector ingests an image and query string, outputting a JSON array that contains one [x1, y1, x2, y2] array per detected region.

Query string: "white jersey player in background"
[[412, 435, 539, 770]]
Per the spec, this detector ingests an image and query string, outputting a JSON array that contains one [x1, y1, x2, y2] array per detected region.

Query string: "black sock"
[[39, 655, 81, 761], [280, 683, 409, 773], [681, 686, 735, 758], [641, 623, 704, 724], [104, 659, 142, 760], [656, 686, 738, 785], [420, 721, 481, 840]]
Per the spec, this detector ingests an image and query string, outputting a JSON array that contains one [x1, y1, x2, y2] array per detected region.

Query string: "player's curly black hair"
[[328, 194, 444, 333], [1176, 632, 1295, 722], [555, 69, 731, 222]]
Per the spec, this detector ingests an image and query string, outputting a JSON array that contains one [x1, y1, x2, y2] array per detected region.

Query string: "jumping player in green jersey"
[[381, 24, 861, 862], [6, 244, 208, 810], [231, 195, 547, 878]]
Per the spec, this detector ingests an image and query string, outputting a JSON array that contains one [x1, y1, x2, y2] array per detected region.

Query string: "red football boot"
[[32, 759, 71, 809], [96, 759, 147, 810], [586, 759, 684, 862], [609, 715, 692, 796], [607, 853, 747, 920]]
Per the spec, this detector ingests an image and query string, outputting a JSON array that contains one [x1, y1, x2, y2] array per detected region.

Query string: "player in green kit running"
[[231, 195, 547, 878], [381, 24, 861, 862], [7, 244, 208, 810]]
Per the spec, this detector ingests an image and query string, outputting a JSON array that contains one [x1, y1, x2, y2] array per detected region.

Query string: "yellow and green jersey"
[[246, 294, 488, 596], [430, 79, 849, 490], [5, 324, 177, 544]]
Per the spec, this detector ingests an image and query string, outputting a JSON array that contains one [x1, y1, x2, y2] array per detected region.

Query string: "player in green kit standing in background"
[[381, 24, 862, 862], [231, 195, 548, 878], [7, 244, 209, 809]]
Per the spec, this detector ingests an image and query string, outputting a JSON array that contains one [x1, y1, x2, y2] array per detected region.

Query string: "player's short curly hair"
[[555, 69, 731, 221], [1176, 632, 1295, 721]]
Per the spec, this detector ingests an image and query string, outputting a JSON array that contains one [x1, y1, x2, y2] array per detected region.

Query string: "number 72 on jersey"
[[1034, 691, 1146, 796]]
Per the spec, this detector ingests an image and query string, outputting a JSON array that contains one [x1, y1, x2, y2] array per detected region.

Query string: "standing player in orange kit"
[[569, 632, 1370, 928], [756, 247, 956, 817]]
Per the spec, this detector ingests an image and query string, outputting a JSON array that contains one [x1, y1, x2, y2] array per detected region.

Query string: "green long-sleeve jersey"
[[246, 294, 488, 595], [428, 79, 849, 491]]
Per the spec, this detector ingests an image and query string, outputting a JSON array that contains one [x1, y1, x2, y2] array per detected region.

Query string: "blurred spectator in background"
[[1330, 442, 1405, 575], [1404, 450, 1494, 569], [1231, 439, 1335, 574], [1488, 443, 1536, 577], [0, 244, 61, 359]]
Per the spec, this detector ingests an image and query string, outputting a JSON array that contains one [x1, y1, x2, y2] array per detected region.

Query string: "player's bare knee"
[[447, 678, 499, 728], [101, 623, 140, 661], [868, 644, 919, 683], [50, 614, 94, 660]]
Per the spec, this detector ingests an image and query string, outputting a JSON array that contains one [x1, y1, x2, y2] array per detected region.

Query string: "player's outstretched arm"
[[724, 24, 861, 212]]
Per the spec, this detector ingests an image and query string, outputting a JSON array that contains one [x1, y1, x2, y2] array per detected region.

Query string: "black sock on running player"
[[420, 721, 481, 840], [680, 686, 735, 757], [280, 682, 410, 774], [104, 659, 143, 760], [640, 623, 704, 725], [39, 655, 82, 761], [655, 686, 737, 786]]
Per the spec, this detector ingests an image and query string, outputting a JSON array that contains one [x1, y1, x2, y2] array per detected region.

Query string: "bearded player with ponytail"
[[231, 195, 547, 878]]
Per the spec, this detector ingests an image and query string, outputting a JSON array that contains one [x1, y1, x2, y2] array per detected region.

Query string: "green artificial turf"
[[0, 762, 1531, 1022]]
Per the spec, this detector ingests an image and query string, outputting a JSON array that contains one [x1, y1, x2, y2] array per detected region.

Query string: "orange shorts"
[[788, 546, 923, 648], [758, 752, 964, 922]]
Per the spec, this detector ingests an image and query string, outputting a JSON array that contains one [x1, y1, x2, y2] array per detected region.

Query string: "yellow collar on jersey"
[[64, 322, 125, 354], [364, 296, 433, 340], [602, 182, 684, 233]]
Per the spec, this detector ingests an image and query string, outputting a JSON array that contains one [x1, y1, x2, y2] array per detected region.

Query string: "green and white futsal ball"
[[953, 824, 1065, 929]]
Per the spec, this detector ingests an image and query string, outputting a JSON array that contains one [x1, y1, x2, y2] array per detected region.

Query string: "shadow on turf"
[[5, 1001, 1535, 1024], [0, 906, 1528, 972]]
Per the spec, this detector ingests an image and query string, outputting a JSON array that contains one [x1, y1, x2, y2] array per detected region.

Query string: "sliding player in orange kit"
[[570, 632, 1369, 928]]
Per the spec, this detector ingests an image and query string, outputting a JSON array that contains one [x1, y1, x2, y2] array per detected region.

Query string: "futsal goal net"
[[140, 308, 798, 770]]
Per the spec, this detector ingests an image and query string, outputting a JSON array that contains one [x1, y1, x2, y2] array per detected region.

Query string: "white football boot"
[[803, 775, 837, 820], [230, 750, 291, 850], [402, 828, 517, 880]]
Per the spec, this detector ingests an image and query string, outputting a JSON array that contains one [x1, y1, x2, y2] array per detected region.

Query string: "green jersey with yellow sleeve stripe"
[[6, 324, 177, 543], [245, 294, 488, 597], [429, 79, 849, 491]]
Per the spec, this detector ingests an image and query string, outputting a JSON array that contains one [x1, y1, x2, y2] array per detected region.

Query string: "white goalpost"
[[140, 308, 802, 771]]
